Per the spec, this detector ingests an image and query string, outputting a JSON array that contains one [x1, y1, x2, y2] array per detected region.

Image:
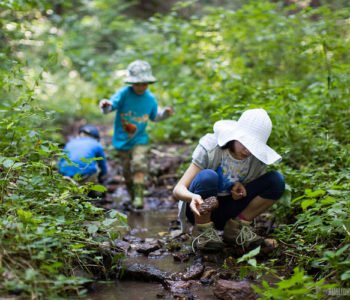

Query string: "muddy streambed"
[[85, 181, 278, 299], [86, 193, 276, 300], [87, 209, 217, 300]]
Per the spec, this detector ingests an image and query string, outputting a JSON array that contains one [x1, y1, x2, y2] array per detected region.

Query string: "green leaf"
[[71, 244, 85, 249], [248, 258, 257, 267], [17, 209, 33, 222], [109, 210, 127, 224], [335, 244, 349, 257], [25, 269, 38, 281], [341, 270, 350, 281], [288, 288, 311, 295], [102, 218, 116, 227], [301, 199, 316, 210], [305, 189, 326, 198], [292, 195, 306, 203], [87, 224, 98, 234], [12, 162, 25, 169], [278, 267, 305, 289], [90, 185, 107, 192], [7, 122, 14, 130], [3, 159, 14, 168], [237, 246, 261, 263], [41, 262, 63, 273], [309, 216, 322, 226], [320, 197, 336, 205]]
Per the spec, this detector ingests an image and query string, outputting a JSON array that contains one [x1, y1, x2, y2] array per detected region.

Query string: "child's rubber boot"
[[126, 181, 134, 202], [132, 183, 144, 210]]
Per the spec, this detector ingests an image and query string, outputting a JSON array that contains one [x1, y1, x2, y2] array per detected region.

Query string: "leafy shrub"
[[0, 96, 127, 297], [254, 267, 337, 300], [1, 3, 127, 296]]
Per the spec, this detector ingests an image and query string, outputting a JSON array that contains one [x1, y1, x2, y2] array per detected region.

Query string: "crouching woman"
[[173, 108, 285, 252]]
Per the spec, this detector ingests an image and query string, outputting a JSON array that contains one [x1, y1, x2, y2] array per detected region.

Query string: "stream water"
[[86, 209, 216, 299], [89, 280, 217, 300], [122, 209, 190, 275]]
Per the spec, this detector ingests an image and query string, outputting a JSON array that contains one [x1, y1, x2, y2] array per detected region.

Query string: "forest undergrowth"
[[0, 0, 349, 298]]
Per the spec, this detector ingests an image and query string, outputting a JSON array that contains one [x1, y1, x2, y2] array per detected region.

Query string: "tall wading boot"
[[132, 183, 144, 210], [125, 181, 134, 203]]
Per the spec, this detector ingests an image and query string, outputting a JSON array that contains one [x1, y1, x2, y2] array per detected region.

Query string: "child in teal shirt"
[[100, 60, 173, 209]]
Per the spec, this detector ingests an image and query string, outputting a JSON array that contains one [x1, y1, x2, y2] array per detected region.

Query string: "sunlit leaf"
[[90, 185, 107, 192], [237, 246, 261, 263], [305, 189, 326, 198], [3, 159, 14, 168], [301, 199, 316, 210]]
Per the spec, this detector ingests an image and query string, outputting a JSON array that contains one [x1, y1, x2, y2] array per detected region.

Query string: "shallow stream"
[[87, 209, 217, 299]]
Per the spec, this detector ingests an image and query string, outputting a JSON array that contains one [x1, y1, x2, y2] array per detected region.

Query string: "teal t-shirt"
[[110, 86, 158, 150]]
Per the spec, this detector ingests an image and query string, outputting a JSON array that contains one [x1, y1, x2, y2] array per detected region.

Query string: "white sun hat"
[[124, 60, 157, 84], [213, 108, 281, 165]]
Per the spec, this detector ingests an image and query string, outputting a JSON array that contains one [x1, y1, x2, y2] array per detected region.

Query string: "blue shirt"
[[58, 137, 108, 177], [110, 86, 158, 150]]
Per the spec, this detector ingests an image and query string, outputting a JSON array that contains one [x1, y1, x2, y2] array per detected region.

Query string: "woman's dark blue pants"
[[185, 169, 285, 230]]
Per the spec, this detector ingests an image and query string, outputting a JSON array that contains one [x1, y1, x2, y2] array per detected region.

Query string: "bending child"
[[100, 60, 173, 209], [173, 108, 285, 252], [58, 125, 108, 184]]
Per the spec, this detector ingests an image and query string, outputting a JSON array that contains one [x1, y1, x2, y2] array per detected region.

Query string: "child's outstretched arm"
[[99, 99, 113, 114], [154, 106, 174, 122]]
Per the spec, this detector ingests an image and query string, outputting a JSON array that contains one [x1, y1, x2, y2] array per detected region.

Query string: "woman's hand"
[[231, 182, 247, 200], [189, 194, 204, 216]]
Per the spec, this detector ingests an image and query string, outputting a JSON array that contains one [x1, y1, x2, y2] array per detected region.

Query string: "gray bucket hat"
[[124, 60, 157, 84]]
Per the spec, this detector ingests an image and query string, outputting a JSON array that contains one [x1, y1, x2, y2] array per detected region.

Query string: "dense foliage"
[[1, 2, 127, 298], [0, 98, 126, 297], [1, 0, 349, 298]]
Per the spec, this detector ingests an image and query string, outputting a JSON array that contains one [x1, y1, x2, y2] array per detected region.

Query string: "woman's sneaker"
[[223, 218, 262, 246], [192, 222, 223, 252]]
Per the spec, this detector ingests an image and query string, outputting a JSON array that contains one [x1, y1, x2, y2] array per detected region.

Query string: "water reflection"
[[88, 279, 217, 300], [88, 281, 172, 300], [127, 209, 178, 238]]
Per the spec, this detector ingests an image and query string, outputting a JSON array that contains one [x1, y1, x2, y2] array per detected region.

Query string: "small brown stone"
[[182, 262, 205, 280], [172, 252, 190, 263], [200, 267, 217, 280], [112, 239, 130, 253], [199, 196, 219, 215], [213, 279, 256, 300], [136, 240, 161, 255]]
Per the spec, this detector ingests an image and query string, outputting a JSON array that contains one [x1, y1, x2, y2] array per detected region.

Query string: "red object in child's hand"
[[124, 123, 137, 134]]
